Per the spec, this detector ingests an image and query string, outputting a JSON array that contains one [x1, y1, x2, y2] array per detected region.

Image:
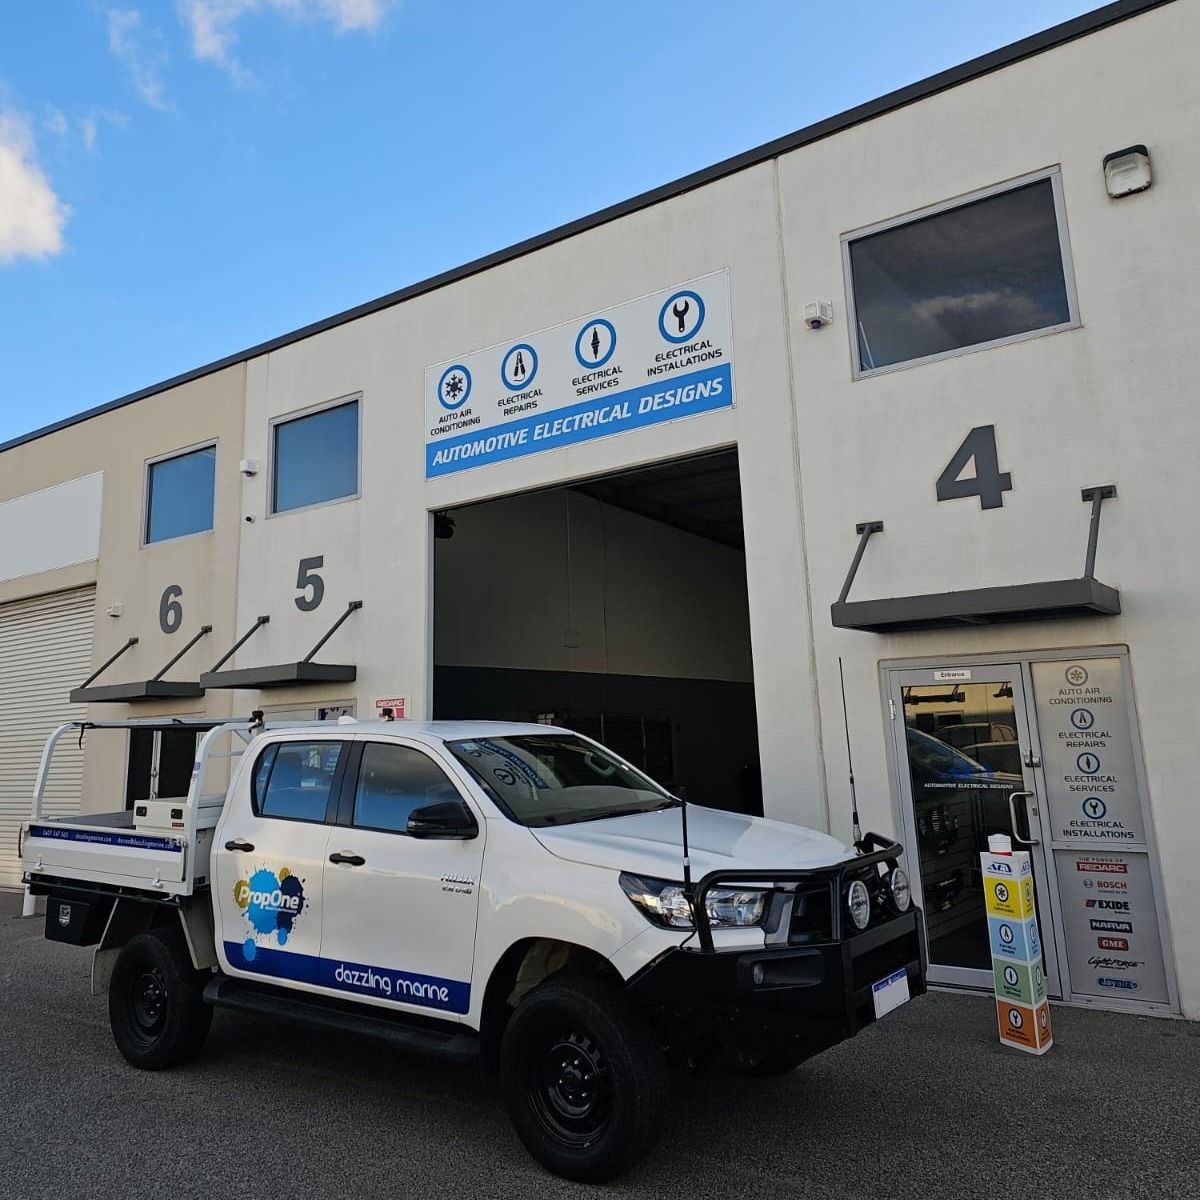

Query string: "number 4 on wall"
[[936, 425, 1013, 510]]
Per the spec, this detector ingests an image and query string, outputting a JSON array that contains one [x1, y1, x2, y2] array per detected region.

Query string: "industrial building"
[[1, 0, 1193, 1018]]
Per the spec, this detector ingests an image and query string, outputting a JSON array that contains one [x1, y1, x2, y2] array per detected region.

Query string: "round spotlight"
[[889, 867, 912, 913], [846, 880, 871, 931]]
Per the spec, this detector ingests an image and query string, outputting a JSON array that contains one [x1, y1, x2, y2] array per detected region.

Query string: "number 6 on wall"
[[936, 425, 1013, 510]]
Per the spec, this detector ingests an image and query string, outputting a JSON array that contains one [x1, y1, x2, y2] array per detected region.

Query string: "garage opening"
[[432, 449, 761, 815]]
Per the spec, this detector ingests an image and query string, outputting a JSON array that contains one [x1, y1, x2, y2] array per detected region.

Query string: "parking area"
[[1, 891, 1197, 1200]]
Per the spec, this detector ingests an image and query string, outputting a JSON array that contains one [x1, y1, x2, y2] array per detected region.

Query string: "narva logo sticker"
[[234, 867, 306, 961]]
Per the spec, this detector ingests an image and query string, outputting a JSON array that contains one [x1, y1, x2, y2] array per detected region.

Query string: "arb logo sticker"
[[234, 867, 306, 961]]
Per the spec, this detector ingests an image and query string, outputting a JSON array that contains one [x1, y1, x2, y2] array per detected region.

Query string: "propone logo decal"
[[234, 866, 306, 960]]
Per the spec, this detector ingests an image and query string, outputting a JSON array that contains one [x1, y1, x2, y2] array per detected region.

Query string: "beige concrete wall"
[[0, 365, 247, 811]]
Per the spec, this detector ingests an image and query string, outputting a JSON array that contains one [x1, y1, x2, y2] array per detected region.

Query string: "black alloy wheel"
[[529, 1029, 611, 1147], [499, 973, 667, 1182], [109, 927, 213, 1070]]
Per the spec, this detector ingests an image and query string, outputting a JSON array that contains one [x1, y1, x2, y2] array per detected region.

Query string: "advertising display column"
[[1031, 657, 1175, 1010]]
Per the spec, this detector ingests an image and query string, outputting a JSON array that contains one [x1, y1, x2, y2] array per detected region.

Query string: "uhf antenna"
[[679, 787, 693, 893], [838, 657, 864, 848]]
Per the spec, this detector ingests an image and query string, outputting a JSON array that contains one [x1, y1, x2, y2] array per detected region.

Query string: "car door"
[[318, 737, 486, 1020], [214, 736, 347, 987]]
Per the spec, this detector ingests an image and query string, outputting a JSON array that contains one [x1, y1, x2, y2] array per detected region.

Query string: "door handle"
[[329, 851, 366, 866], [224, 839, 255, 852], [1007, 791, 1040, 846]]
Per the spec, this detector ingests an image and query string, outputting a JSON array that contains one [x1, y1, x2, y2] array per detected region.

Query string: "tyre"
[[499, 974, 667, 1183], [108, 928, 213, 1070]]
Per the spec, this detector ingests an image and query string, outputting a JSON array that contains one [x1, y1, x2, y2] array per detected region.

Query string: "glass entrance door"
[[888, 665, 1062, 995]]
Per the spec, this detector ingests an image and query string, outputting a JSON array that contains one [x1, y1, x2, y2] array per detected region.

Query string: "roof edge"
[[1, 0, 1175, 457]]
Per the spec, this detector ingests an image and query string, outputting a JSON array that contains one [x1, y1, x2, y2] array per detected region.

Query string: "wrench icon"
[[672, 299, 691, 333]]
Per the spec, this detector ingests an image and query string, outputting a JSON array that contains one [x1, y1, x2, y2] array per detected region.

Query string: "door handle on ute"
[[1007, 791, 1040, 846], [329, 851, 366, 866], [224, 839, 255, 852]]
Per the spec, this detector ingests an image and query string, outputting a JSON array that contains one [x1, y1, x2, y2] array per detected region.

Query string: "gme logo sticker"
[[234, 867, 306, 961], [1098, 936, 1130, 951]]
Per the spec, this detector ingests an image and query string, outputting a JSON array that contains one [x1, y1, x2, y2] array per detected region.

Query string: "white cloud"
[[0, 111, 69, 264], [80, 113, 99, 152], [178, 0, 392, 77], [106, 8, 172, 111]]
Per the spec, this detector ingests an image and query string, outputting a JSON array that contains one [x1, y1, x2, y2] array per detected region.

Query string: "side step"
[[203, 975, 480, 1064]]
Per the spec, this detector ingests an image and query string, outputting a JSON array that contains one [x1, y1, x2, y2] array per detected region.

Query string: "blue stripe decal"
[[425, 363, 733, 477], [223, 941, 470, 1015], [29, 825, 182, 853]]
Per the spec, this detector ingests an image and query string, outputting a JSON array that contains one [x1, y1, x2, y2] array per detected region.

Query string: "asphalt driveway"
[[1, 892, 1196, 1200]]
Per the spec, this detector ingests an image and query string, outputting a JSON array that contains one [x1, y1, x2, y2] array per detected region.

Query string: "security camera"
[[244, 514, 255, 523], [803, 300, 834, 329]]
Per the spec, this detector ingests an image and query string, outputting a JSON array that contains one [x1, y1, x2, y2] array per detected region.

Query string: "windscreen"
[[445, 733, 674, 828]]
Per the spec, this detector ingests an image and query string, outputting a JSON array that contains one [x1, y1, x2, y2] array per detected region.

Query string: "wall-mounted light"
[[239, 458, 260, 476], [1103, 144, 1152, 198]]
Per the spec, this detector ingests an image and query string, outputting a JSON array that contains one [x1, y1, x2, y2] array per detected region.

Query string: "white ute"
[[21, 716, 925, 1182]]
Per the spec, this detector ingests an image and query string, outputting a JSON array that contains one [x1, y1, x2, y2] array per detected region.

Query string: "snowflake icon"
[[444, 373, 465, 402]]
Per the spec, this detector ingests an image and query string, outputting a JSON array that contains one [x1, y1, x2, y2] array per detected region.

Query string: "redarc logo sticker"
[[234, 866, 306, 962]]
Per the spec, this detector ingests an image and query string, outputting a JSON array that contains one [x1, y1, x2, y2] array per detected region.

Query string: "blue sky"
[[0, 1, 1103, 445]]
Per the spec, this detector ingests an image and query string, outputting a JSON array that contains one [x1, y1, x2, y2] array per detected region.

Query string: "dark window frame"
[[268, 394, 362, 517], [842, 167, 1080, 379], [142, 441, 217, 546], [250, 738, 348, 826]]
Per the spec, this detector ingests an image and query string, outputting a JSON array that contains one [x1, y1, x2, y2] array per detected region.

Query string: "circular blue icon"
[[1071, 708, 1095, 730], [437, 364, 472, 410], [1082, 796, 1108, 820], [1077, 752, 1101, 774], [658, 289, 706, 344], [999, 923, 1014, 944], [575, 319, 616, 369], [500, 343, 538, 392]]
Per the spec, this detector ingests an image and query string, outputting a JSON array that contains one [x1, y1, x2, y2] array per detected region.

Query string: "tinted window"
[[145, 446, 216, 543], [272, 400, 359, 513], [848, 178, 1072, 372], [354, 743, 464, 833], [254, 741, 344, 822]]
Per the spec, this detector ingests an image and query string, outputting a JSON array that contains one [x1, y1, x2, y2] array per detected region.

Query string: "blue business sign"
[[425, 271, 733, 478]]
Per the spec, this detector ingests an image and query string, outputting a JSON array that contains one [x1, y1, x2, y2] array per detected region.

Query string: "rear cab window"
[[252, 739, 345, 822]]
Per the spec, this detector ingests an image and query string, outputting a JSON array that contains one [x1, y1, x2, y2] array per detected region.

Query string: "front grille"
[[789, 864, 897, 944]]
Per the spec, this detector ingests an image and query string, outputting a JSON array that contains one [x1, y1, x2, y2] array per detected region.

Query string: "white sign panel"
[[424, 272, 733, 478]]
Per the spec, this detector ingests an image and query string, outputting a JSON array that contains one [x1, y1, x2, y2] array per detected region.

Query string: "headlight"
[[619, 874, 767, 929], [888, 866, 912, 913], [846, 879, 871, 930]]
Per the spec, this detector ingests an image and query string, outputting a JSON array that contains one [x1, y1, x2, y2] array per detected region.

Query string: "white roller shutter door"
[[0, 587, 95, 888]]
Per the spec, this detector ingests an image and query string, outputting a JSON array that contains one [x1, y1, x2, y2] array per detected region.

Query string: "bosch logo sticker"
[[234, 867, 306, 961]]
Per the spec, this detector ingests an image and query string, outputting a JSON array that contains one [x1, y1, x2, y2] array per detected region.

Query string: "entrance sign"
[[424, 272, 734, 478], [1031, 657, 1171, 1006], [981, 850, 1053, 1055]]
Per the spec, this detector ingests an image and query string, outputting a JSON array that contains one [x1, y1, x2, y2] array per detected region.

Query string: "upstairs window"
[[272, 398, 360, 514], [144, 445, 216, 543], [845, 172, 1076, 375]]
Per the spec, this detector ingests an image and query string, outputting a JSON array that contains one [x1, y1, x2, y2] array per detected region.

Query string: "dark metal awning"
[[831, 486, 1121, 633], [199, 602, 362, 690], [70, 627, 212, 704]]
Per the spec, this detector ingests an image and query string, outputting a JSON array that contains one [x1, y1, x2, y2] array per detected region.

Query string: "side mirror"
[[406, 799, 478, 840]]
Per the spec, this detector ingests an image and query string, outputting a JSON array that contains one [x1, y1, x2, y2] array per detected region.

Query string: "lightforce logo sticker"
[[234, 867, 306, 961]]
